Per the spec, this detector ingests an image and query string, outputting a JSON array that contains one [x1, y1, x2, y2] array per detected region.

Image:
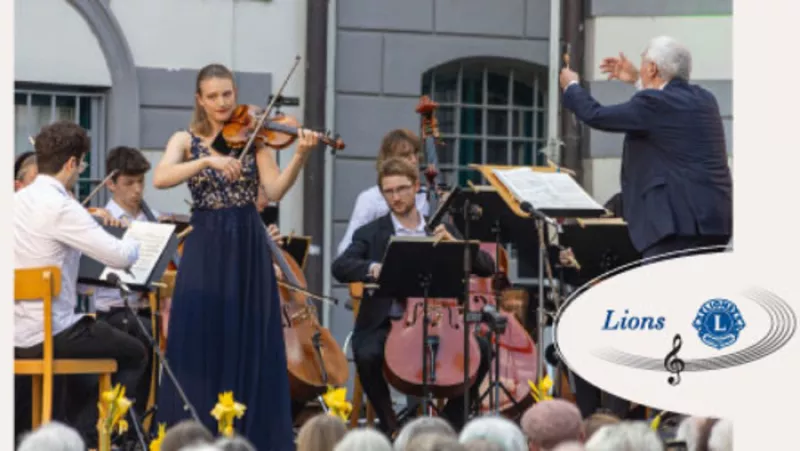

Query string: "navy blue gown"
[[156, 133, 295, 450]]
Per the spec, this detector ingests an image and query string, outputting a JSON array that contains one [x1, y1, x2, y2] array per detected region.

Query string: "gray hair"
[[585, 421, 664, 451], [551, 442, 586, 451], [463, 439, 504, 451], [394, 416, 456, 451], [458, 416, 527, 451], [17, 422, 85, 451], [708, 420, 732, 451], [333, 428, 393, 451], [215, 435, 256, 451], [643, 36, 692, 81]]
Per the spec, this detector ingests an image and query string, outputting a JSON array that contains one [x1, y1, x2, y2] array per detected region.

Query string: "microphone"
[[105, 273, 133, 295], [519, 201, 559, 228]]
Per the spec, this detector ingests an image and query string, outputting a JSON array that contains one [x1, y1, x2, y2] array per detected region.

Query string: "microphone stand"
[[112, 277, 202, 432]]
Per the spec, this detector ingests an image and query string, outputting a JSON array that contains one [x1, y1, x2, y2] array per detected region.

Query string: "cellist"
[[332, 157, 495, 438]]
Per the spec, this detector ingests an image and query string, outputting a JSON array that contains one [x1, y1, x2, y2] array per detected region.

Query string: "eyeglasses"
[[381, 185, 413, 197]]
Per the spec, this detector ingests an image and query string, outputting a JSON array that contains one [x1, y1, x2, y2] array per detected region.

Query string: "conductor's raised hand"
[[599, 52, 638, 84], [296, 128, 320, 155], [559, 68, 579, 90], [207, 155, 242, 182], [432, 224, 454, 242]]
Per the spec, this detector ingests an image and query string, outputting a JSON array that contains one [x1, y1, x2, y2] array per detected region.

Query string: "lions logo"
[[693, 298, 746, 350]]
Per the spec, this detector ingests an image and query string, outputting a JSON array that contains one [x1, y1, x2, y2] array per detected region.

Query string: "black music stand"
[[374, 237, 480, 415], [280, 235, 311, 270], [559, 220, 641, 283]]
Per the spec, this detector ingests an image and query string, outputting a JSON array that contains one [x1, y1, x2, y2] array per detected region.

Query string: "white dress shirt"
[[337, 185, 429, 256], [91, 199, 158, 312], [14, 175, 140, 348]]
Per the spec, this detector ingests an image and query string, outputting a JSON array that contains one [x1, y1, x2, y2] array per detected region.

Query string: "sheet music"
[[100, 221, 176, 285], [492, 167, 604, 212]]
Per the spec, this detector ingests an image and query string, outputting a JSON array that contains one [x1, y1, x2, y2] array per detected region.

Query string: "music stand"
[[280, 235, 311, 270], [559, 219, 641, 283], [374, 237, 480, 415]]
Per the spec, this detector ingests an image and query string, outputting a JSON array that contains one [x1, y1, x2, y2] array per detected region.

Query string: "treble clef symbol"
[[664, 334, 685, 386]]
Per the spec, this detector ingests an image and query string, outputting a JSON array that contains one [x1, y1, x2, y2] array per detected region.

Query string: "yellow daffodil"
[[211, 392, 247, 437], [149, 423, 167, 451], [97, 384, 132, 451], [527, 375, 554, 403], [321, 385, 352, 422], [651, 411, 665, 431]]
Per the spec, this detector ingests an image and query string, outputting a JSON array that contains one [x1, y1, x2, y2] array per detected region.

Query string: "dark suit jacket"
[[332, 213, 495, 333], [562, 79, 733, 252]]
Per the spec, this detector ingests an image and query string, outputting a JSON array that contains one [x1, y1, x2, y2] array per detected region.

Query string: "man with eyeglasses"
[[332, 157, 495, 438]]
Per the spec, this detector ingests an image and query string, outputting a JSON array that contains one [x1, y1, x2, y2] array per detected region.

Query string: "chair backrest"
[[15, 266, 62, 301]]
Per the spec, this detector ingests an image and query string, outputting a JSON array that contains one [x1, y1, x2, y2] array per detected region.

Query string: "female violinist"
[[152, 63, 319, 450]]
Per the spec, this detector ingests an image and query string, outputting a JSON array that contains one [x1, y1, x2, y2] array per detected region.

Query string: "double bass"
[[382, 96, 481, 402]]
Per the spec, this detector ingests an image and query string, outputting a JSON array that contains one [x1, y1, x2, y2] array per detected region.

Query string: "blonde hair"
[[376, 129, 422, 171], [296, 414, 347, 451], [191, 63, 235, 137]]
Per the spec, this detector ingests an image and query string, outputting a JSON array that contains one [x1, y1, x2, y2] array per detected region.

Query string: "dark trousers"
[[96, 307, 155, 416], [643, 234, 730, 259], [352, 325, 491, 436], [14, 316, 148, 446]]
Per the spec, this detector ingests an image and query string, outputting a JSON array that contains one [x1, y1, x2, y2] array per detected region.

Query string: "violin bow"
[[237, 55, 303, 162], [80, 169, 119, 207]]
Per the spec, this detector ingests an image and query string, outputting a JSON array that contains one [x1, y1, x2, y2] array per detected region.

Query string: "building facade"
[[15, 0, 732, 397]]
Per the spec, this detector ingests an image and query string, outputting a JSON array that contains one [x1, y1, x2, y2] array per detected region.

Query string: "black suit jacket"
[[332, 213, 495, 333], [563, 79, 732, 252]]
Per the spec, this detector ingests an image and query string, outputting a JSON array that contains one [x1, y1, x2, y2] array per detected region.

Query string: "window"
[[421, 59, 549, 187], [14, 86, 107, 204]]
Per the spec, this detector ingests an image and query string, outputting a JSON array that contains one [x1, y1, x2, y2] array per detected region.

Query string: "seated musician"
[[332, 157, 495, 437], [89, 146, 161, 416], [336, 129, 430, 256], [14, 121, 148, 447]]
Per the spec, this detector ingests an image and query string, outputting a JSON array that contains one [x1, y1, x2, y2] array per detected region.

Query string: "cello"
[[382, 96, 481, 403], [264, 228, 350, 402]]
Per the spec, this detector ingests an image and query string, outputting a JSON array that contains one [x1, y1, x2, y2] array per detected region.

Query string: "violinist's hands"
[[273, 262, 283, 280], [90, 208, 125, 228], [206, 155, 242, 182], [432, 224, 454, 242], [559, 247, 577, 268], [267, 224, 284, 246], [599, 52, 639, 84], [295, 128, 320, 155], [368, 263, 382, 280]]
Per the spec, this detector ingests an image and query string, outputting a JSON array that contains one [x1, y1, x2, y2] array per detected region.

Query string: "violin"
[[264, 227, 349, 402], [215, 104, 346, 155]]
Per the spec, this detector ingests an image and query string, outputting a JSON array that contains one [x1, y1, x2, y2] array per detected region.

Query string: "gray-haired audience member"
[[585, 421, 664, 451], [458, 416, 528, 451], [462, 439, 504, 451], [17, 422, 85, 451], [333, 428, 393, 451], [215, 434, 257, 451], [674, 417, 733, 451], [394, 416, 457, 451], [551, 442, 585, 451], [520, 399, 585, 450], [160, 420, 215, 451], [407, 432, 465, 451]]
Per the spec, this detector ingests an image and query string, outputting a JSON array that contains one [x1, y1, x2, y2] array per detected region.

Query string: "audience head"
[[215, 434, 256, 451], [333, 428, 393, 451], [521, 399, 585, 450], [14, 151, 37, 191], [551, 442, 584, 451], [674, 417, 732, 451], [407, 432, 465, 451], [160, 420, 215, 451], [17, 421, 84, 451], [394, 416, 457, 451], [33, 120, 90, 190], [459, 416, 528, 451], [297, 413, 347, 451], [707, 419, 732, 451], [463, 439, 504, 451], [583, 413, 621, 441], [585, 421, 663, 451], [377, 129, 421, 171]]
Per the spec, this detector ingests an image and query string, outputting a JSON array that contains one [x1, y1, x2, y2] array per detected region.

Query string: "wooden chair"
[[347, 283, 376, 429], [14, 266, 118, 429]]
